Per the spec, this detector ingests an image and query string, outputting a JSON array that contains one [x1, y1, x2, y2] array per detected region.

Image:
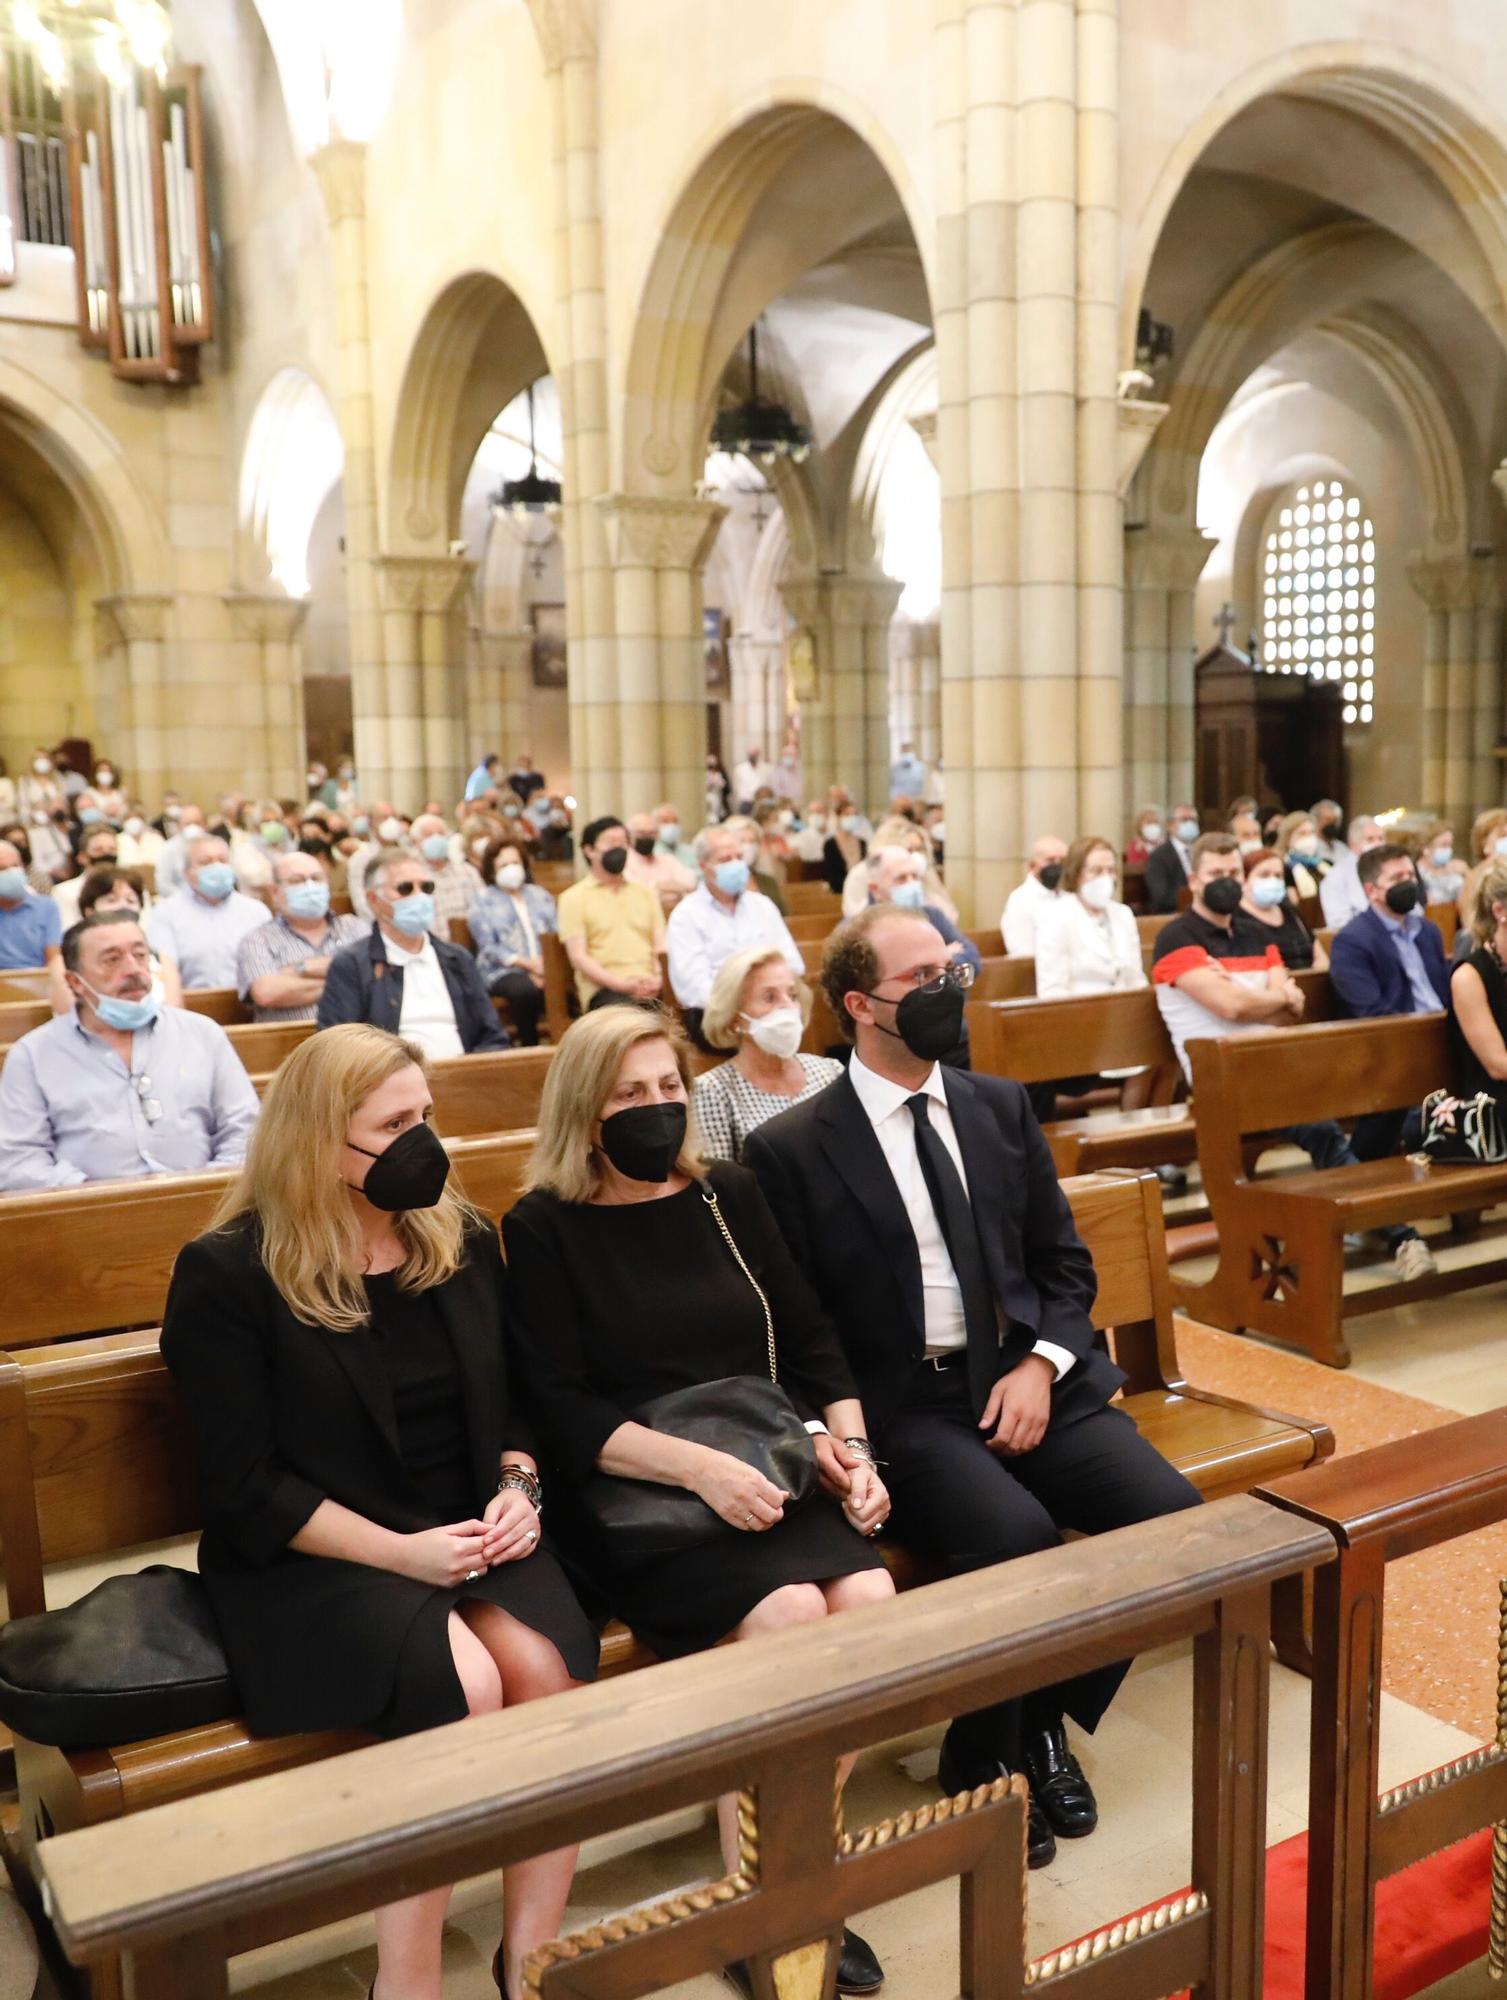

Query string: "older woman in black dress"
[[161, 1023, 596, 2000], [503, 1004, 894, 1996]]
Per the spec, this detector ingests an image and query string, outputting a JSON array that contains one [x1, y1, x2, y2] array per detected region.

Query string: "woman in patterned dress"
[[692, 946, 843, 1162]]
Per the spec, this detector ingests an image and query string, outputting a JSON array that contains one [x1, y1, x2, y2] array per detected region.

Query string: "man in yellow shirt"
[[557, 816, 667, 1008]]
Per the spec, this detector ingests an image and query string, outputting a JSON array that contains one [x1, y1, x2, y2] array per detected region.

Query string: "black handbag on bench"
[[575, 1184, 820, 1564]]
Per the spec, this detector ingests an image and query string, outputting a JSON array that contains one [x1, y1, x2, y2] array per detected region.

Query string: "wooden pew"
[[967, 927, 1004, 959], [1, 1169, 1334, 1979], [787, 911, 836, 945], [0, 986, 247, 1048], [540, 931, 576, 1043], [1174, 1012, 1507, 1366], [1135, 912, 1176, 950], [973, 955, 1034, 1001], [223, 1018, 314, 1075], [0, 970, 52, 1002], [785, 880, 842, 918], [427, 1049, 553, 1137]]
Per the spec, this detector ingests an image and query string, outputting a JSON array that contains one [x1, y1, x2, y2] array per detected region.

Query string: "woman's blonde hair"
[[1471, 807, 1507, 860], [1471, 859, 1507, 947], [1274, 809, 1317, 857], [523, 1008, 704, 1203], [702, 947, 813, 1050], [211, 1023, 477, 1330]]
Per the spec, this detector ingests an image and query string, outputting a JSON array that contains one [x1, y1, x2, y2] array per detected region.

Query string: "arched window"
[[1259, 478, 1376, 725]]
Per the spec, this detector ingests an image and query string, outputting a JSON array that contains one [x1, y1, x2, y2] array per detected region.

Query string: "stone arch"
[[620, 95, 933, 495], [385, 271, 554, 554], [239, 366, 345, 595], [1125, 45, 1507, 363]]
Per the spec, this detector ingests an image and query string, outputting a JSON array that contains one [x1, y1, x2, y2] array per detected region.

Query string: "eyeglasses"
[[131, 1072, 163, 1124], [390, 879, 436, 897], [873, 961, 976, 997]]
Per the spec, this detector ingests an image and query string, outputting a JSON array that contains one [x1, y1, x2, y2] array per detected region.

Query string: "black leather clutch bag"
[[576, 1183, 820, 1563]]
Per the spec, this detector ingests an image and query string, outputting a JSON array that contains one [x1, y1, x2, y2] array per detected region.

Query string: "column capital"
[[1117, 394, 1172, 499], [310, 138, 368, 226], [909, 411, 939, 470], [1407, 554, 1504, 614], [828, 575, 903, 627], [223, 591, 310, 644], [95, 591, 174, 645], [374, 553, 476, 614], [594, 493, 726, 571], [1123, 526, 1217, 592], [524, 0, 597, 70]]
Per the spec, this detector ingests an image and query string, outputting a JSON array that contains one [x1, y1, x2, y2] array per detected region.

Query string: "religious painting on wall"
[[704, 606, 730, 694], [788, 624, 818, 702], [530, 603, 567, 689]]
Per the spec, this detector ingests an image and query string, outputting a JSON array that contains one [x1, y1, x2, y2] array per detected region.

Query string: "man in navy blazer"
[[318, 847, 507, 1055], [1328, 842, 1449, 1234], [744, 905, 1200, 1870]]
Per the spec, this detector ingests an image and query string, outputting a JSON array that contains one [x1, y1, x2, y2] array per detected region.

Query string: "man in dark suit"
[[319, 847, 507, 1055], [744, 905, 1200, 1869], [1142, 803, 1202, 913], [1329, 841, 1450, 1174]]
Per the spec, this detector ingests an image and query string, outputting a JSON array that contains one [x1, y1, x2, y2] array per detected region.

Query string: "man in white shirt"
[[792, 800, 830, 863], [666, 824, 803, 1022], [732, 746, 768, 811], [145, 836, 271, 989], [744, 903, 1199, 1867], [1319, 815, 1384, 931], [1000, 836, 1067, 956], [53, 822, 123, 929], [317, 848, 507, 1057]]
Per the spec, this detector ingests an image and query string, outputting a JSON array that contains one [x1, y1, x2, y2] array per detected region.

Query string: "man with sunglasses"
[[317, 847, 507, 1056], [745, 905, 1200, 1871]]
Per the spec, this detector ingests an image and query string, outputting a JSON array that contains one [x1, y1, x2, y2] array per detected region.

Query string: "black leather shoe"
[[837, 1925, 884, 1993], [1156, 1163, 1188, 1194], [937, 1739, 1056, 1869], [1021, 1724, 1098, 1838]]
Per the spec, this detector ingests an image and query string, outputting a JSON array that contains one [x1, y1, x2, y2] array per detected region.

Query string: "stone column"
[[95, 592, 175, 804], [595, 495, 726, 826], [311, 139, 389, 804], [1474, 585, 1506, 815], [1123, 526, 1215, 812], [851, 576, 904, 814], [467, 624, 534, 777], [778, 572, 900, 805], [728, 634, 784, 787], [374, 555, 475, 807], [223, 592, 310, 796]]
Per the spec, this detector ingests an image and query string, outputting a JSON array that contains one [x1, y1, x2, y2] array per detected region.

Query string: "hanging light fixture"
[[496, 382, 562, 515], [712, 321, 812, 467]]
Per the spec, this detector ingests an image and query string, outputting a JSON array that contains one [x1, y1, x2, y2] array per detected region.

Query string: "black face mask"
[[600, 846, 628, 876], [1038, 864, 1063, 891], [1202, 876, 1243, 917], [1384, 879, 1420, 917], [872, 978, 966, 1062], [632, 835, 657, 857], [348, 1121, 451, 1212], [598, 1101, 686, 1183]]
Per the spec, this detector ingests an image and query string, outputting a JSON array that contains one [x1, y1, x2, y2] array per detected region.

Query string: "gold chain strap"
[[702, 1185, 777, 1382]]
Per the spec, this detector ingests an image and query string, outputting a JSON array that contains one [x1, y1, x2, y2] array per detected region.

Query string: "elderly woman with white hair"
[[691, 945, 844, 1161], [840, 815, 959, 922]]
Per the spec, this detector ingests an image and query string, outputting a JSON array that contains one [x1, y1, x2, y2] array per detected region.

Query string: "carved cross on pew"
[[1213, 602, 1239, 648], [524, 1774, 1028, 2000]]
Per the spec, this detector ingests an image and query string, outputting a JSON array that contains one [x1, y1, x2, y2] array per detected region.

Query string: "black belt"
[[922, 1350, 968, 1371]]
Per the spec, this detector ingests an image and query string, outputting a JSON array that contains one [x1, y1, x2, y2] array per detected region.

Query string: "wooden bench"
[[1174, 1012, 1507, 1366], [967, 927, 1004, 959], [785, 880, 842, 918], [1, 1168, 1333, 2000], [0, 985, 248, 1048], [787, 911, 836, 945]]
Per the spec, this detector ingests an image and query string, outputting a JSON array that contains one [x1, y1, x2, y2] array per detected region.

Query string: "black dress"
[[160, 1218, 598, 1740], [1451, 944, 1507, 1104], [1235, 905, 1314, 970], [822, 834, 865, 898], [502, 1161, 885, 1658]]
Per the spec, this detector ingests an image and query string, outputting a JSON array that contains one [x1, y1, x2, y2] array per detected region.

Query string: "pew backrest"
[[0, 987, 246, 1048], [428, 1049, 553, 1138], [973, 956, 1034, 1001], [966, 987, 1173, 1085]]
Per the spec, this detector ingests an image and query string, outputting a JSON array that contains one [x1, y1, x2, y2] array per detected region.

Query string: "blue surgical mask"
[[713, 859, 750, 897], [891, 879, 926, 910], [1290, 843, 1320, 863], [1175, 818, 1201, 844], [352, 816, 370, 837], [1250, 876, 1287, 909], [93, 985, 161, 1032], [658, 823, 682, 848], [78, 807, 103, 826], [0, 865, 27, 901], [284, 879, 331, 921], [420, 834, 450, 864], [392, 891, 435, 937], [194, 862, 236, 902]]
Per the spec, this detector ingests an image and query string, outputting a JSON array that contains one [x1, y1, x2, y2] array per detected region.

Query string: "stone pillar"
[[374, 555, 475, 807], [595, 495, 726, 826], [223, 592, 310, 796], [311, 140, 389, 804], [1123, 527, 1215, 813], [467, 624, 534, 777], [728, 635, 784, 789], [891, 619, 944, 770], [854, 576, 904, 814], [1474, 588, 1506, 815], [95, 593, 174, 804], [779, 572, 899, 806]]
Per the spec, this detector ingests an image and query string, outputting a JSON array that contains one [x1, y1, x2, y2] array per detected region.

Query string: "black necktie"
[[906, 1094, 999, 1412]]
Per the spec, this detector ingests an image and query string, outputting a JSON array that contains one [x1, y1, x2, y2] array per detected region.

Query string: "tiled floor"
[[7, 1244, 1507, 1999]]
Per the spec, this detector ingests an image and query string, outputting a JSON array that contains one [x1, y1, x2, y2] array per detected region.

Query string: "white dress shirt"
[[1001, 872, 1059, 956], [665, 881, 803, 1010], [1319, 850, 1367, 930], [845, 1052, 1075, 1379], [146, 888, 271, 989], [383, 931, 465, 1061]]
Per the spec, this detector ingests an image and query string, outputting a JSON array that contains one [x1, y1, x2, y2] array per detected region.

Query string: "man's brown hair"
[[820, 904, 934, 1043]]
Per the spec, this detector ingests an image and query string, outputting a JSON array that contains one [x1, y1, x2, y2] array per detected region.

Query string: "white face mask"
[[378, 816, 403, 843], [32, 758, 50, 775], [1140, 822, 1163, 846], [124, 817, 144, 837], [1080, 873, 1115, 910], [497, 862, 526, 892], [742, 1004, 803, 1060], [930, 821, 946, 843], [1238, 838, 1263, 855]]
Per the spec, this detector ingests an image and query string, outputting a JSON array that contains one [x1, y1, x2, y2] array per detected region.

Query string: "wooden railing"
[[37, 1497, 1332, 1999]]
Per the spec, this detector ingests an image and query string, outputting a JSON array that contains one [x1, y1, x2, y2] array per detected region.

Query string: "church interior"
[[3, 2, 1507, 1998]]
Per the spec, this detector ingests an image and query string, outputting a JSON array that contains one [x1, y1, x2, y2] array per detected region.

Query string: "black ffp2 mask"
[[598, 1101, 687, 1183], [1038, 864, 1064, 891], [349, 1121, 451, 1212], [1202, 876, 1243, 917], [1384, 879, 1420, 917], [874, 979, 966, 1062], [600, 846, 629, 876]]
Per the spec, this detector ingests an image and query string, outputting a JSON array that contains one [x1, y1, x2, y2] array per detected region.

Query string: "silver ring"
[[744, 1513, 755, 1527], [525, 1530, 537, 1543], [463, 1568, 483, 1582]]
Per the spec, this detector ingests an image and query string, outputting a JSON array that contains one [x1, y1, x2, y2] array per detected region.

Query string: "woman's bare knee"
[[448, 1611, 503, 1716], [736, 1583, 828, 1637], [459, 1601, 577, 1703], [823, 1569, 896, 1613]]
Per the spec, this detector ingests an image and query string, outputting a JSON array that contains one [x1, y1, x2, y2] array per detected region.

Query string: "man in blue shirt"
[[464, 753, 502, 802], [889, 742, 929, 803], [0, 911, 259, 1190], [0, 837, 62, 970]]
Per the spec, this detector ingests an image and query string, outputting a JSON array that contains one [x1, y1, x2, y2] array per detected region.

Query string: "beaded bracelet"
[[497, 1466, 543, 1510]]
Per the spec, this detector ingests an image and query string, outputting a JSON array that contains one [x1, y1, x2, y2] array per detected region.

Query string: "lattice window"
[[1259, 478, 1376, 726]]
